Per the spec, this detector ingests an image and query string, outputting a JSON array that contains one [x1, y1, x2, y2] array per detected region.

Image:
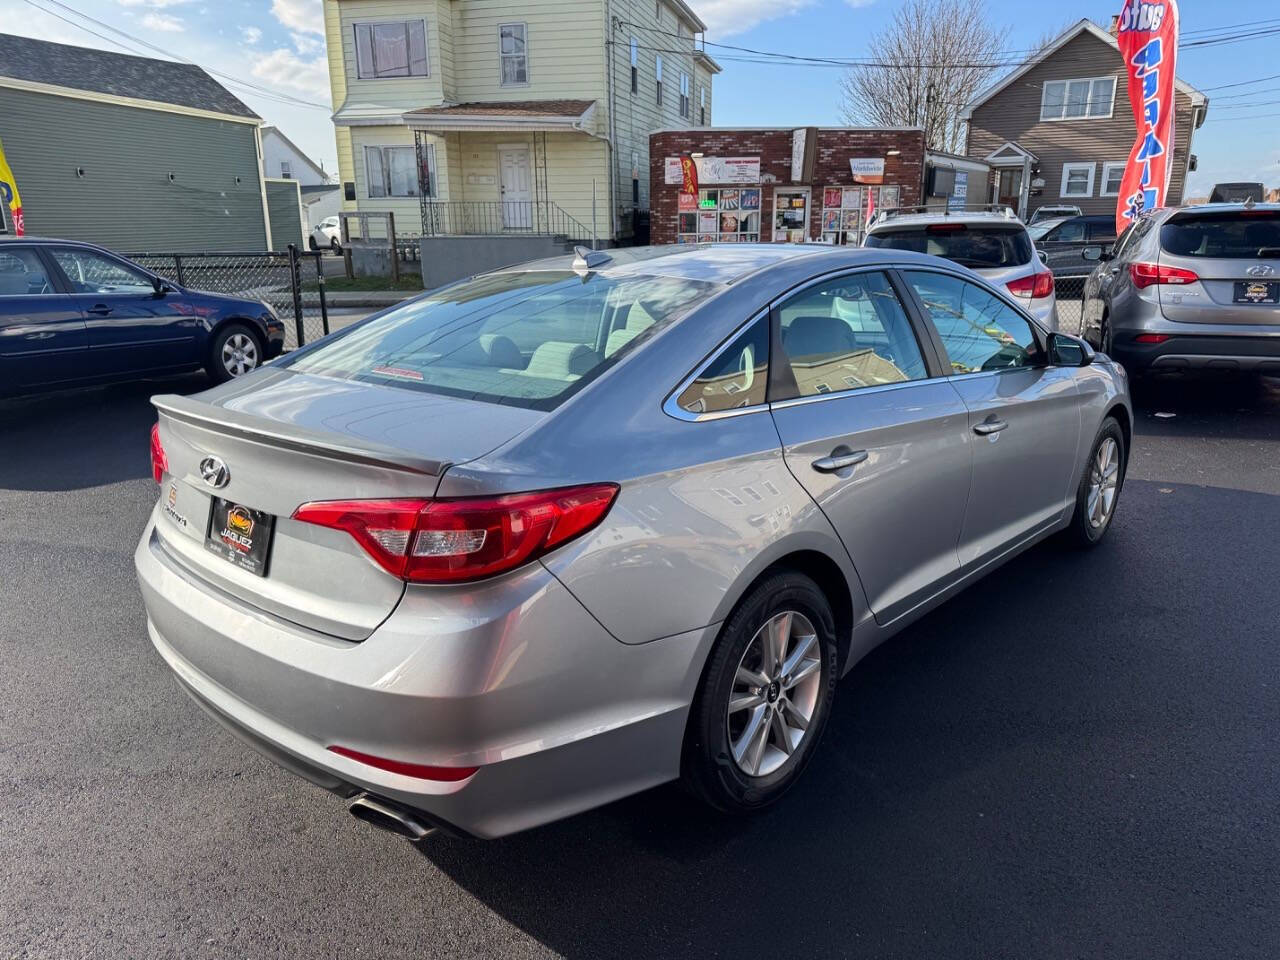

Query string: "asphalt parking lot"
[[2, 372, 1278, 959]]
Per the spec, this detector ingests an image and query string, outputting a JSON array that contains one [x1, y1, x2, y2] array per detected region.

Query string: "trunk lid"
[[1157, 209, 1280, 326], [150, 368, 543, 640]]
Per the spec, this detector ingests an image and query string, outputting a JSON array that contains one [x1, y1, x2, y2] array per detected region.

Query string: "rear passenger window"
[[777, 271, 927, 397], [0, 248, 52, 297], [676, 315, 769, 415], [1049, 220, 1086, 242], [902, 271, 1041, 374]]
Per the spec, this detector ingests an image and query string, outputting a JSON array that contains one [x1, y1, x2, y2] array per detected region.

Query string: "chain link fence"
[[128, 246, 330, 350], [1037, 240, 1105, 338], [1055, 275, 1088, 337]]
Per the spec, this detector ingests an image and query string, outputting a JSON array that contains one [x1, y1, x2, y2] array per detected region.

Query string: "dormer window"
[[1040, 76, 1116, 121]]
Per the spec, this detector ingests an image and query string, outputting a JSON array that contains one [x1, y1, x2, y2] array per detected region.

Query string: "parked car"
[[137, 243, 1130, 841], [1081, 203, 1280, 376], [309, 216, 341, 253], [864, 208, 1059, 329], [1028, 204, 1084, 225], [0, 237, 284, 396], [1031, 215, 1119, 280]]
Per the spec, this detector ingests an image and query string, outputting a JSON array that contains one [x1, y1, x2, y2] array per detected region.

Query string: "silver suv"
[[865, 208, 1059, 329], [1081, 203, 1280, 376]]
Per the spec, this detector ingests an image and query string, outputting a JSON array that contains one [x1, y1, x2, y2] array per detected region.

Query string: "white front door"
[[499, 148, 533, 229]]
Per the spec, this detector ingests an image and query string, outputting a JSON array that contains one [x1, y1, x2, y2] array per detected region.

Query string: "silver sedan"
[[135, 243, 1131, 840]]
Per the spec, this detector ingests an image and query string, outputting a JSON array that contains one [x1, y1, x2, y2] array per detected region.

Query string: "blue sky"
[[1, 0, 1276, 195]]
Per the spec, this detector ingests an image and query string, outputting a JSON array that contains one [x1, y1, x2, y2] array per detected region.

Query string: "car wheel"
[[1066, 417, 1125, 547], [682, 571, 838, 813], [330, 238, 342, 254], [308, 235, 318, 251], [206, 323, 263, 385]]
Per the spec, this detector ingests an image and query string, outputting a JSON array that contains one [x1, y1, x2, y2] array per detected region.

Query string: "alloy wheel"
[[221, 333, 259, 378], [1087, 437, 1120, 529], [727, 610, 823, 778]]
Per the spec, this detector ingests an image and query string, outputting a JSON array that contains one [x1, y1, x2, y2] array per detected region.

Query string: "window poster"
[[678, 188, 761, 243]]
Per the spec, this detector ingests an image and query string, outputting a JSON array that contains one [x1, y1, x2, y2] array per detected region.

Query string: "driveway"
[[1, 374, 1277, 959]]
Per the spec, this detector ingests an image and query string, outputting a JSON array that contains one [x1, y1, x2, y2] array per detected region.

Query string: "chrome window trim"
[[662, 308, 771, 423], [769, 375, 938, 411]]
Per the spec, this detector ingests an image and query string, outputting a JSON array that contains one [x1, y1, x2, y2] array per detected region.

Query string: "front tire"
[[308, 235, 319, 251], [1066, 416, 1126, 546], [205, 323, 263, 384], [330, 238, 342, 254], [681, 571, 838, 813]]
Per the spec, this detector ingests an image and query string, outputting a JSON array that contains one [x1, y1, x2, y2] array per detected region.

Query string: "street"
[[1, 373, 1278, 959]]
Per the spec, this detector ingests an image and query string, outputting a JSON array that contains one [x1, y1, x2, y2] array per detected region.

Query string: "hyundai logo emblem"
[[199, 456, 230, 488], [1247, 264, 1274, 277]]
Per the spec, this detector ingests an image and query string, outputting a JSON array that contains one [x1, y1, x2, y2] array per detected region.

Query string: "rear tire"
[[681, 571, 838, 813], [330, 238, 342, 254], [1065, 416, 1126, 547], [205, 323, 263, 385]]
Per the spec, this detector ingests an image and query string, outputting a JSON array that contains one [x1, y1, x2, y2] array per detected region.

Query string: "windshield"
[[1027, 222, 1057, 240], [284, 270, 719, 410], [1160, 211, 1280, 259], [866, 224, 1033, 269]]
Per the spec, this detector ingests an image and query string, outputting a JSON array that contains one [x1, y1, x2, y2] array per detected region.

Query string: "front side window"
[[1046, 219, 1086, 242], [1160, 211, 1280, 258], [289, 271, 717, 411], [778, 271, 928, 397], [365, 145, 428, 198], [354, 20, 428, 79], [676, 315, 769, 414], [902, 271, 1041, 374], [500, 23, 528, 85], [1041, 76, 1115, 120], [865, 223, 1033, 269], [1061, 163, 1095, 198], [0, 248, 52, 296], [52, 248, 154, 295]]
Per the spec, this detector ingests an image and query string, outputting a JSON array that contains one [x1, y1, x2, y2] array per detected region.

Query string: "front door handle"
[[85, 304, 113, 317], [811, 449, 869, 473], [973, 418, 1009, 436]]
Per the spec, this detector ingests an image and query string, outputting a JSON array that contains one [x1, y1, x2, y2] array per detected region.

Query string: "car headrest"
[[524, 341, 599, 379], [783, 315, 856, 360]]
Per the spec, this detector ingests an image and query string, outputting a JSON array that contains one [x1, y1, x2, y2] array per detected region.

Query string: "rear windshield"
[[1160, 212, 1280, 259], [283, 270, 718, 410], [865, 224, 1033, 268]]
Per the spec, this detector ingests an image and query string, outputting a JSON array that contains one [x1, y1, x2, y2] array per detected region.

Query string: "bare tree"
[[838, 0, 1007, 154]]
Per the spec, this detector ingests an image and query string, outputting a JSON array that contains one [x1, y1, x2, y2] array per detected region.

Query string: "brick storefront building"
[[649, 127, 926, 246]]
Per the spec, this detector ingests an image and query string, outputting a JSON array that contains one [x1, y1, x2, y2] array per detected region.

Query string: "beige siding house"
[[324, 0, 718, 245], [961, 19, 1208, 220]]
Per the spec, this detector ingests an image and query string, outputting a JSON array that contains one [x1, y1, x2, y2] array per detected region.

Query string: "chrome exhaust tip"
[[347, 794, 436, 841]]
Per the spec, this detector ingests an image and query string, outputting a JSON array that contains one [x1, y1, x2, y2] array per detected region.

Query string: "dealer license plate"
[[1234, 281, 1279, 304], [204, 497, 275, 577]]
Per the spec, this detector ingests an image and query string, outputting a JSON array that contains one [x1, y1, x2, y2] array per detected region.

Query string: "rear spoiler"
[[152, 393, 448, 477]]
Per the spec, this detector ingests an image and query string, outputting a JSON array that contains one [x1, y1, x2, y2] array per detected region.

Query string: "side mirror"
[[1049, 331, 1095, 367], [1081, 244, 1112, 263], [1037, 248, 1049, 265], [151, 276, 170, 296]]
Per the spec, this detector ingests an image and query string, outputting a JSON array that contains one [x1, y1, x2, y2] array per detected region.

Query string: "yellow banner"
[[0, 136, 24, 235]]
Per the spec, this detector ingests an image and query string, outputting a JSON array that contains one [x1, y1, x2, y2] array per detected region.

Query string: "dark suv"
[[0, 237, 284, 396], [1031, 215, 1119, 280]]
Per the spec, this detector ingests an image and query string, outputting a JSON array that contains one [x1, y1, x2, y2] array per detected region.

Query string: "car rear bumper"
[[1111, 333, 1280, 374], [135, 513, 714, 838]]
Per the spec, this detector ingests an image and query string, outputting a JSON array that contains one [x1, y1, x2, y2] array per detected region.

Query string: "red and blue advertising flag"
[[1115, 0, 1180, 236]]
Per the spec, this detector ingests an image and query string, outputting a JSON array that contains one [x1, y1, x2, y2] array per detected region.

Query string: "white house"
[[261, 125, 340, 235]]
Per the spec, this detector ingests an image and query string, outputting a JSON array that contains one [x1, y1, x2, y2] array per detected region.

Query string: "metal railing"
[[128, 245, 329, 350], [419, 200, 595, 243]]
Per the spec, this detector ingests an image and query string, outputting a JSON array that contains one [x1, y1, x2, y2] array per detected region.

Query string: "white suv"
[[864, 207, 1059, 330]]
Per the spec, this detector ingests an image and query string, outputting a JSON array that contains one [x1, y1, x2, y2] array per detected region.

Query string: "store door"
[[996, 168, 1022, 211], [500, 148, 533, 229], [772, 188, 810, 243]]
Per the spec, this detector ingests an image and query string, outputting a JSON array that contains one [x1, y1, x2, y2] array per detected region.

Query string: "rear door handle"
[[86, 304, 112, 317], [811, 449, 869, 473], [973, 418, 1008, 436]]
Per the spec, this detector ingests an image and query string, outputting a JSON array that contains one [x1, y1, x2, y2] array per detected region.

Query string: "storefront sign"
[[665, 156, 761, 185], [1115, 0, 1179, 234], [947, 171, 969, 211], [849, 157, 885, 185], [791, 128, 817, 182], [678, 192, 697, 212]]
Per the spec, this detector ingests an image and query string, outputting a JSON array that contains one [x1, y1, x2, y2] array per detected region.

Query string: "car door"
[[0, 245, 89, 391], [768, 268, 972, 624], [900, 269, 1082, 568], [47, 246, 198, 374]]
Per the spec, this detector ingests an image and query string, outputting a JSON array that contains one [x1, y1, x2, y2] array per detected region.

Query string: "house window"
[[1100, 161, 1126, 197], [499, 23, 528, 85], [279, 160, 292, 179], [365, 144, 431, 198], [630, 36, 638, 94], [655, 1, 662, 23], [354, 20, 428, 79], [655, 55, 663, 106], [1060, 162, 1095, 198], [1041, 76, 1116, 121], [699, 86, 706, 125], [679, 73, 690, 119]]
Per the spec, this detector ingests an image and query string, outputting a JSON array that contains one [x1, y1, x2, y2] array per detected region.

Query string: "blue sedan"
[[0, 237, 285, 395]]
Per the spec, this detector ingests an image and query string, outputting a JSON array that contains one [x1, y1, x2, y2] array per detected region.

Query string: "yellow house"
[[325, 0, 720, 255]]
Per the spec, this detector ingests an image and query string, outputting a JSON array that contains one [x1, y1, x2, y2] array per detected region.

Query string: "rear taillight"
[[150, 423, 168, 484], [1006, 270, 1055, 299], [293, 483, 619, 584], [1130, 262, 1199, 289], [327, 745, 478, 782]]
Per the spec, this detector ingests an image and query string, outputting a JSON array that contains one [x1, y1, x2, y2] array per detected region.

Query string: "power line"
[[1201, 72, 1280, 92]]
